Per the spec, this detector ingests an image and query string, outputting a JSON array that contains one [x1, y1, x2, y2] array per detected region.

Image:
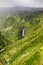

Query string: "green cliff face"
[[0, 12, 43, 65]]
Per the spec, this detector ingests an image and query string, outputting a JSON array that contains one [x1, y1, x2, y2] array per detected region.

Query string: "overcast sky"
[[0, 0, 43, 8]]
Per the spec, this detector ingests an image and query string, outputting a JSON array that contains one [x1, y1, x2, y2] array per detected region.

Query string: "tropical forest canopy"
[[0, 11, 43, 65]]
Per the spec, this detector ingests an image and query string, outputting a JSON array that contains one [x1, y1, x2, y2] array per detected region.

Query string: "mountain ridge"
[[0, 7, 43, 20]]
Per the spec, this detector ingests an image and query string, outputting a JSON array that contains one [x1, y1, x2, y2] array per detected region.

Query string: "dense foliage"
[[0, 11, 43, 65]]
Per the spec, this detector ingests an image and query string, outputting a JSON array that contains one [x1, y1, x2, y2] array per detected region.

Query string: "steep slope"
[[0, 22, 43, 65], [1, 12, 43, 42], [0, 12, 43, 65]]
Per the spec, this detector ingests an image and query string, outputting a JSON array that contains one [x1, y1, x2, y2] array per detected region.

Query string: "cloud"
[[15, 0, 43, 7], [0, 0, 43, 8], [0, 0, 16, 7]]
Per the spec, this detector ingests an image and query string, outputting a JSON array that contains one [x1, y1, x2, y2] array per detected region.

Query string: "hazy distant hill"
[[0, 7, 43, 20]]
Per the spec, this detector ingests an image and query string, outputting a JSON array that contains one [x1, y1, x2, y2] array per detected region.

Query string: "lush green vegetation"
[[0, 11, 43, 65]]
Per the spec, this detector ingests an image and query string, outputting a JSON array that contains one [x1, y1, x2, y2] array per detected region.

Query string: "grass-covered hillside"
[[0, 11, 43, 65]]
